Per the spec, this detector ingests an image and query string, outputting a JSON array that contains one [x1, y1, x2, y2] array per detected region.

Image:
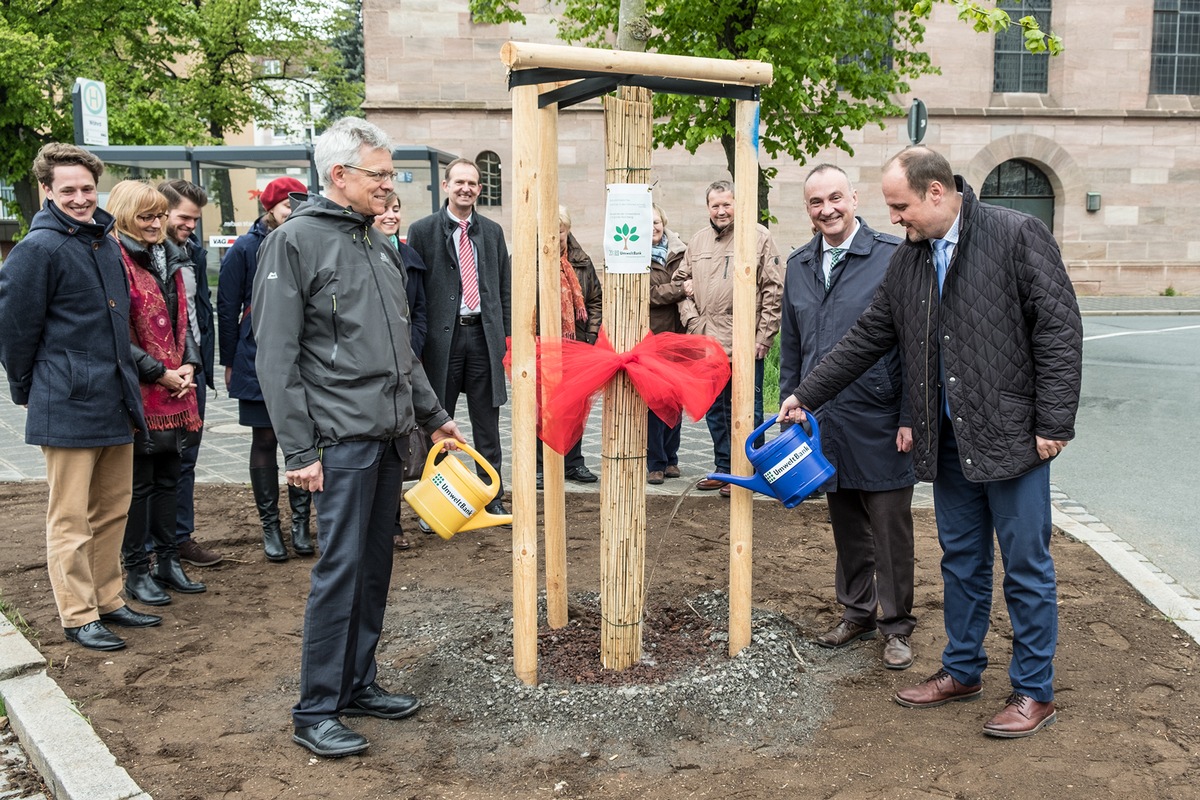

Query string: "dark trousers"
[[124, 449, 182, 570], [704, 358, 765, 472], [293, 439, 401, 728], [646, 411, 681, 473], [174, 372, 205, 543], [536, 439, 585, 472], [444, 322, 504, 491], [826, 485, 916, 636], [933, 423, 1057, 701]]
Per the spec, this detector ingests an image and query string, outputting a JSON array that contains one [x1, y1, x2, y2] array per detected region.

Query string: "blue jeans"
[[933, 423, 1057, 701], [704, 358, 765, 473]]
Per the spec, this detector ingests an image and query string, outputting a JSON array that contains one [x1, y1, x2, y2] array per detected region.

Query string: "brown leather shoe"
[[178, 538, 223, 567], [696, 478, 727, 491], [647, 471, 665, 485], [664, 465, 681, 479], [719, 483, 731, 497], [815, 619, 877, 648], [894, 668, 982, 708], [883, 633, 914, 670], [983, 693, 1057, 738]]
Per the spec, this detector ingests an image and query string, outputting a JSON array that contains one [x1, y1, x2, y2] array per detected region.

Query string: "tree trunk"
[[209, 123, 237, 234], [14, 177, 41, 230]]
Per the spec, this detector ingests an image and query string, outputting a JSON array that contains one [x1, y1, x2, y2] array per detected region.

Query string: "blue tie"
[[932, 238, 953, 295]]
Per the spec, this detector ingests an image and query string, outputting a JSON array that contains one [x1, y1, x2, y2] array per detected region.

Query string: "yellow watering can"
[[403, 440, 512, 539]]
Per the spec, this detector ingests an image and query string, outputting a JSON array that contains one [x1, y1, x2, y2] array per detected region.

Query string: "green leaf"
[[629, 234, 639, 242]]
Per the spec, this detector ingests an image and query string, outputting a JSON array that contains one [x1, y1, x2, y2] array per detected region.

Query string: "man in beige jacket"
[[673, 179, 784, 495]]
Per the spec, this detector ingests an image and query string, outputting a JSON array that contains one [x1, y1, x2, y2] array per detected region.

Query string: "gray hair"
[[705, 179, 734, 203], [314, 117, 393, 184]]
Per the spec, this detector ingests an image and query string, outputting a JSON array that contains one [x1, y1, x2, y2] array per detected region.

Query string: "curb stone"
[[0, 617, 151, 800], [1052, 504, 1200, 645]]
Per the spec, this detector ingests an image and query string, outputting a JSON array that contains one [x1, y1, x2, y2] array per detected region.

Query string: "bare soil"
[[0, 481, 1197, 800]]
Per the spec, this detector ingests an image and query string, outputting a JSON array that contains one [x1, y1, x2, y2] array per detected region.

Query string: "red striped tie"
[[459, 218, 480, 311]]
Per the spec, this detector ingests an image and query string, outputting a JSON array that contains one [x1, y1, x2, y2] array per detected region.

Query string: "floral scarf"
[[560, 252, 588, 340], [119, 243, 202, 433]]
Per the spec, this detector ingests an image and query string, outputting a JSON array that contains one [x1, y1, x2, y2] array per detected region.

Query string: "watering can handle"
[[422, 438, 503, 492], [745, 409, 821, 459]]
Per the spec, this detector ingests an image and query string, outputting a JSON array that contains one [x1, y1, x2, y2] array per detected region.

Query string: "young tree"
[[470, 0, 1060, 221]]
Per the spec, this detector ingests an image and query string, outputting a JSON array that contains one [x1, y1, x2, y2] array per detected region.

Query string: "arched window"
[[981, 159, 1055, 232], [993, 0, 1051, 93], [477, 151, 502, 207]]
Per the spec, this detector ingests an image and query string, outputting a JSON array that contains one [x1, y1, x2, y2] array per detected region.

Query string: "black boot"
[[152, 554, 206, 593], [250, 466, 288, 562], [125, 565, 171, 606], [288, 485, 314, 555]]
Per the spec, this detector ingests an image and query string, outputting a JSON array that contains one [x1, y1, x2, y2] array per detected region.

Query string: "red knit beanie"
[[260, 177, 307, 213]]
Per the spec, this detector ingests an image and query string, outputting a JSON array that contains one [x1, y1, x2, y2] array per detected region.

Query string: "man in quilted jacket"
[[780, 146, 1082, 739]]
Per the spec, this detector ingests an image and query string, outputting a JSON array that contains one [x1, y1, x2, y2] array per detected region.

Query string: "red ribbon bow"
[[506, 329, 731, 455]]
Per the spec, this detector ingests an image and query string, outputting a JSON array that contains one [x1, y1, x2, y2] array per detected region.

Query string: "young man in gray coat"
[[779, 165, 916, 670], [253, 117, 464, 758]]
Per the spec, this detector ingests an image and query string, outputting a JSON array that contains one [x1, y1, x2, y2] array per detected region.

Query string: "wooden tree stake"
[[511, 83, 540, 684], [599, 86, 652, 670]]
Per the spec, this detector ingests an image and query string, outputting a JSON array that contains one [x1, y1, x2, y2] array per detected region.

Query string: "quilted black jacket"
[[792, 178, 1082, 483]]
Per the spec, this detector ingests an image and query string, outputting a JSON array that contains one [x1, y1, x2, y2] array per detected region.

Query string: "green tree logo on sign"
[[613, 223, 639, 251]]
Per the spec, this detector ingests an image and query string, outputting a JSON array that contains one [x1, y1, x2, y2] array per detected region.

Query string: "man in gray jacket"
[[779, 165, 916, 670], [253, 117, 464, 758]]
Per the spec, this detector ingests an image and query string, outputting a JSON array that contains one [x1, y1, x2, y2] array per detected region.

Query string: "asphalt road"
[[1051, 316, 1200, 601]]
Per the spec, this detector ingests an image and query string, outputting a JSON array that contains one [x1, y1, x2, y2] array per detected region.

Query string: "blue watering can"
[[706, 411, 835, 508]]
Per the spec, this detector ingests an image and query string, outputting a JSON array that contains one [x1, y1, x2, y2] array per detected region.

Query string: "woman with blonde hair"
[[108, 180, 205, 606]]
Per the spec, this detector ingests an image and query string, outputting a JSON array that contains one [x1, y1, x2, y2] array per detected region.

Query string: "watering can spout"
[[458, 508, 513, 532], [706, 471, 773, 497]]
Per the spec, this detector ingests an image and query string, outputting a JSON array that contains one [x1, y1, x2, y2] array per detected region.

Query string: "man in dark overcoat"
[[406, 158, 512, 518], [779, 165, 916, 670]]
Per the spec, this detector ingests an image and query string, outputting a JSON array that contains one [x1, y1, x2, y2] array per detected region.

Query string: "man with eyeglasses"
[[0, 143, 156, 651], [157, 179, 223, 568], [406, 158, 513, 524], [253, 117, 465, 758]]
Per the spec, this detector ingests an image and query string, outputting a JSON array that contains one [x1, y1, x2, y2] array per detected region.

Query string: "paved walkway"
[[1, 294, 1197, 798]]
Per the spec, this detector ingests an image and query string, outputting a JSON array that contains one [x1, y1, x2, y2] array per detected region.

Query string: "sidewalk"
[[0, 292, 1197, 798]]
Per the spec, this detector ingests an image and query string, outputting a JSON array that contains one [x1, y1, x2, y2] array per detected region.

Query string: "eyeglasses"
[[136, 213, 167, 223], [342, 164, 398, 182]]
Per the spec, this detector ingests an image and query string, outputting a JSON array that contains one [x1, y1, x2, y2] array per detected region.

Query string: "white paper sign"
[[602, 184, 652, 273]]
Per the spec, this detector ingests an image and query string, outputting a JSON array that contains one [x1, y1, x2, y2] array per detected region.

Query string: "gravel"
[[377, 587, 859, 757]]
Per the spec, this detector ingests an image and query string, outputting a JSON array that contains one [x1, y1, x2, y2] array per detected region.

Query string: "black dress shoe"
[[292, 719, 369, 758], [343, 683, 422, 720], [64, 621, 126, 651], [99, 606, 162, 628], [417, 518, 434, 535], [564, 465, 598, 483]]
